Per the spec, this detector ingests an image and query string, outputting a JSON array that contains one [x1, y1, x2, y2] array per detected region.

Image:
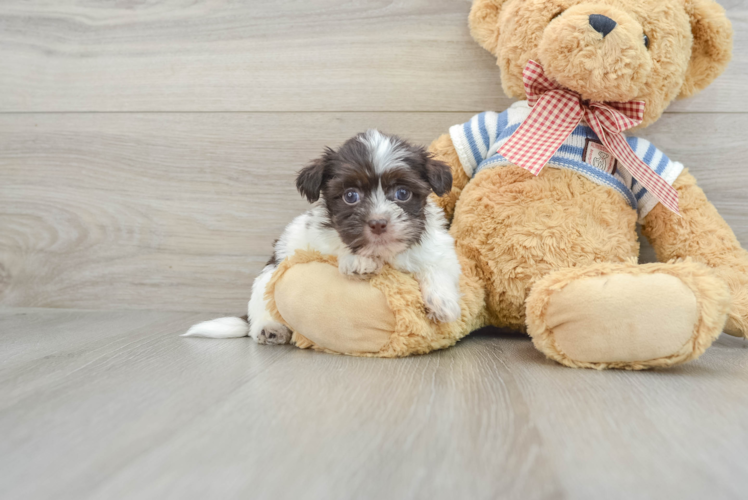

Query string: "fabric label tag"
[[584, 139, 617, 174]]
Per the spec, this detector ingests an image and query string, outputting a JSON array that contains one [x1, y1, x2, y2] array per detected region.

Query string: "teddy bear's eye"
[[643, 33, 650, 49]]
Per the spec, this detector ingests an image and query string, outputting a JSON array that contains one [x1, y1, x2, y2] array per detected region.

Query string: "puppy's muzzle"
[[367, 219, 388, 235]]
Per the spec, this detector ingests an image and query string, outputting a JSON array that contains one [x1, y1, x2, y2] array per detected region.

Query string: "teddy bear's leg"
[[264, 250, 487, 357], [641, 169, 748, 337], [526, 260, 731, 370]]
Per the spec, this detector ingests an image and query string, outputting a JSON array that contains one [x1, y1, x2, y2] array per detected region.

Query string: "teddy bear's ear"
[[679, 0, 733, 98], [469, 0, 511, 55]]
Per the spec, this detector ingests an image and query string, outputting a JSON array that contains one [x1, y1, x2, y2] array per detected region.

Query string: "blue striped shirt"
[[449, 101, 684, 221]]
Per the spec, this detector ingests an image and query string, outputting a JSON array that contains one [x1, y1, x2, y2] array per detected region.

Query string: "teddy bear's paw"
[[338, 254, 382, 277], [423, 286, 461, 324], [250, 320, 292, 345], [527, 265, 731, 369]]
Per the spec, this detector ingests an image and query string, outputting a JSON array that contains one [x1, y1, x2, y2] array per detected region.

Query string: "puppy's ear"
[[423, 154, 453, 197], [296, 149, 331, 203]]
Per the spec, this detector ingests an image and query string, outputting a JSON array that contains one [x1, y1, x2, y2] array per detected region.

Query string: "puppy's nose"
[[589, 14, 617, 38], [367, 219, 388, 235]]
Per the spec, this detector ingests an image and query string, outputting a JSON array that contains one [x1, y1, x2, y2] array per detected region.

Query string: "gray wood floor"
[[2, 308, 747, 500], [2, 1, 748, 498]]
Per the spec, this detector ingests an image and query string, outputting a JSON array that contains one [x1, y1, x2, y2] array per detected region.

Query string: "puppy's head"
[[296, 130, 452, 258]]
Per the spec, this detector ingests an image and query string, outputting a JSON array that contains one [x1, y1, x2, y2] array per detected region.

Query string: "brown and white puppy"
[[184, 130, 462, 344]]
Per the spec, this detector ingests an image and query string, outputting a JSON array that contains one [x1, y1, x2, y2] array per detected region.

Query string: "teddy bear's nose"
[[589, 14, 617, 38]]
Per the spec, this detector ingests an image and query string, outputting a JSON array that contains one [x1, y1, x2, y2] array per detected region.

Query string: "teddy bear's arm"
[[427, 133, 471, 221], [641, 168, 748, 337]]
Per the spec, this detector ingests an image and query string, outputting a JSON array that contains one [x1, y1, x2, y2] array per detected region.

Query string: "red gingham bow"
[[498, 60, 679, 214]]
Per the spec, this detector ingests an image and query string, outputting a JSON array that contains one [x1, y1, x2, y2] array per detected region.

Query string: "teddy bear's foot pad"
[[274, 262, 395, 354], [547, 273, 698, 363], [527, 262, 731, 369]]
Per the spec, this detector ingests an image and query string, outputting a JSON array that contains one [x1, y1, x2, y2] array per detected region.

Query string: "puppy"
[[184, 130, 462, 344]]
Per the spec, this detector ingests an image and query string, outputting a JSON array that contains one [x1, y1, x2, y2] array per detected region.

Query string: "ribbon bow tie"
[[498, 60, 679, 214]]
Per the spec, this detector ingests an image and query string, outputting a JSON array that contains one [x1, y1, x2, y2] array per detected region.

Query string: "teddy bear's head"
[[470, 0, 732, 126]]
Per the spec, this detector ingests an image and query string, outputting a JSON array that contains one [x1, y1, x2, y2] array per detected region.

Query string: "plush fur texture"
[[264, 0, 744, 369], [450, 166, 640, 331], [470, 0, 732, 127], [641, 169, 748, 336]]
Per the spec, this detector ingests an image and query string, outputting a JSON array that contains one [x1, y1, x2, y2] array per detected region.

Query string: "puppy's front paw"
[[251, 321, 292, 345], [423, 287, 461, 324], [338, 254, 382, 277]]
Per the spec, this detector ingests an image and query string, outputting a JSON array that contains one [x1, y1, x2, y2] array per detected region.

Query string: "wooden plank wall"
[[1, 0, 747, 313]]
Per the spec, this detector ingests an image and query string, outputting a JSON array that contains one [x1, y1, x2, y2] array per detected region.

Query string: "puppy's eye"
[[395, 188, 411, 202], [643, 33, 650, 49], [343, 189, 360, 205]]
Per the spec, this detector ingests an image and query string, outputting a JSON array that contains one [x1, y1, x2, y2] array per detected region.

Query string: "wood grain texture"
[[0, 0, 745, 113], [1, 112, 746, 312], [1, 308, 747, 500], [1, 2, 747, 499]]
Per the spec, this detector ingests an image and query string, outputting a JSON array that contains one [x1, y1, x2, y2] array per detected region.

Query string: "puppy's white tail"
[[182, 316, 249, 338]]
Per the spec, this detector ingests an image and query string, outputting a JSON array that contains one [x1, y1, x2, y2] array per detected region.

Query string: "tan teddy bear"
[[266, 0, 748, 369]]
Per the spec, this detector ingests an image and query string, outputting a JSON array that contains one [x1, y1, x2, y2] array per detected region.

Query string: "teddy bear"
[[263, 0, 747, 369]]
